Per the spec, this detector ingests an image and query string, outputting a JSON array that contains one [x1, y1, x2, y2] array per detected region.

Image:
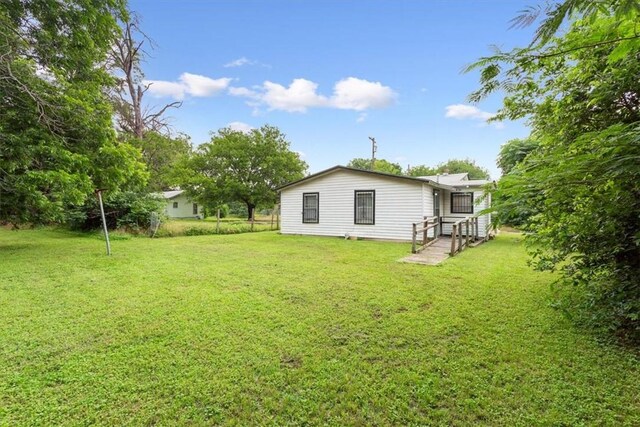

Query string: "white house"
[[162, 190, 203, 219], [278, 166, 492, 241]]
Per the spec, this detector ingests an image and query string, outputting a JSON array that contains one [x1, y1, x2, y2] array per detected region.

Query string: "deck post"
[[458, 223, 463, 253], [471, 218, 475, 241], [423, 219, 428, 245], [450, 224, 457, 256], [465, 219, 470, 248], [412, 223, 417, 253]]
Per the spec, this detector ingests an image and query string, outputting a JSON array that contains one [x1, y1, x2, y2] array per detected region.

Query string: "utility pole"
[[368, 136, 377, 171]]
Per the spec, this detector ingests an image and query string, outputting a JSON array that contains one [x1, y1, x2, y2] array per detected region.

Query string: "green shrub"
[[68, 191, 164, 231]]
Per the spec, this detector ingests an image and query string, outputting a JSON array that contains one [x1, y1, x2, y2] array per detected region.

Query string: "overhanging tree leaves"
[[0, 1, 147, 225], [182, 125, 307, 219], [492, 138, 539, 226], [471, 3, 640, 340], [497, 138, 539, 175], [127, 131, 192, 191]]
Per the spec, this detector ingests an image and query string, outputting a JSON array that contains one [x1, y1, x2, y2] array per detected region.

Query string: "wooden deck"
[[401, 236, 487, 265], [401, 237, 454, 265]]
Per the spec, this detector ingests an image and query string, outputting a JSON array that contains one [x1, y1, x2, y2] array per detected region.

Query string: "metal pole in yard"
[[96, 189, 111, 256], [216, 208, 220, 233]]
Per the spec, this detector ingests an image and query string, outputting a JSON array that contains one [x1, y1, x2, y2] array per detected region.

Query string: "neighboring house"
[[278, 166, 492, 241], [162, 190, 203, 219]]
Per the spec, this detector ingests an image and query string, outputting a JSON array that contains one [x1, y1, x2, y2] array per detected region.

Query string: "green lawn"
[[157, 218, 273, 237], [1, 229, 638, 425]]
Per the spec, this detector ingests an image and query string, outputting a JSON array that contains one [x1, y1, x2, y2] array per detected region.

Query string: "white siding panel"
[[165, 194, 203, 218], [422, 184, 436, 238], [475, 191, 492, 238], [440, 189, 490, 237], [280, 170, 426, 241]]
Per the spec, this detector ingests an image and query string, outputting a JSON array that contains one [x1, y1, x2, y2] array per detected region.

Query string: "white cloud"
[[445, 104, 495, 121], [224, 57, 252, 68], [180, 73, 232, 97], [262, 79, 329, 112], [223, 57, 271, 68], [331, 77, 397, 111], [226, 121, 254, 133], [145, 73, 232, 100], [145, 80, 187, 99], [356, 112, 368, 123], [230, 77, 397, 113], [228, 86, 257, 97], [444, 104, 504, 129], [230, 79, 329, 113]]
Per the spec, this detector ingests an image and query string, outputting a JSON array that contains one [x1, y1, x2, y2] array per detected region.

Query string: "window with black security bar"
[[354, 190, 375, 225], [302, 193, 319, 223], [451, 192, 474, 214]]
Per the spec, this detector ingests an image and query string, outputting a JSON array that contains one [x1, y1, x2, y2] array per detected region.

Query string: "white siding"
[[422, 184, 436, 238], [165, 194, 203, 218], [475, 191, 492, 237], [440, 189, 491, 237], [280, 170, 428, 241]]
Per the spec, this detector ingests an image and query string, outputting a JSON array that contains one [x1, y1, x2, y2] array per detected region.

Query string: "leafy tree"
[[408, 159, 490, 179], [406, 164, 437, 177], [0, 1, 147, 225], [470, 3, 640, 339], [107, 16, 188, 194], [127, 132, 192, 191], [347, 158, 403, 175], [182, 125, 307, 220], [496, 138, 539, 176]]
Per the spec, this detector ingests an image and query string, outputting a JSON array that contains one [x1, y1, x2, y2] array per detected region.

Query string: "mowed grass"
[[0, 229, 638, 426], [157, 218, 273, 237]]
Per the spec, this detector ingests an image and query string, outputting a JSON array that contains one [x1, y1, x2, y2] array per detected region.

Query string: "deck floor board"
[[401, 237, 454, 265]]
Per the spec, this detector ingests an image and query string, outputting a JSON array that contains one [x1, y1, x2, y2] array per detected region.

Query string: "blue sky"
[[130, 0, 536, 179]]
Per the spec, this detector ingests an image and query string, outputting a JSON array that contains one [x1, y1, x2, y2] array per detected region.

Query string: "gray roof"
[[162, 190, 184, 199], [278, 165, 457, 191], [419, 173, 491, 188]]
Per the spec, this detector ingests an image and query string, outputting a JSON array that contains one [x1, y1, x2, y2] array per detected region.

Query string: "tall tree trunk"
[[246, 202, 255, 221], [109, 19, 181, 137]]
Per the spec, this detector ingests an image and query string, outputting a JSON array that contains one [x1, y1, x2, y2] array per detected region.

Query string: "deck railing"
[[449, 215, 483, 256], [411, 216, 439, 254]]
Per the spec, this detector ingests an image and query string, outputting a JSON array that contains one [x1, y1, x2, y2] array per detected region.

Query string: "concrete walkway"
[[401, 237, 453, 265]]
